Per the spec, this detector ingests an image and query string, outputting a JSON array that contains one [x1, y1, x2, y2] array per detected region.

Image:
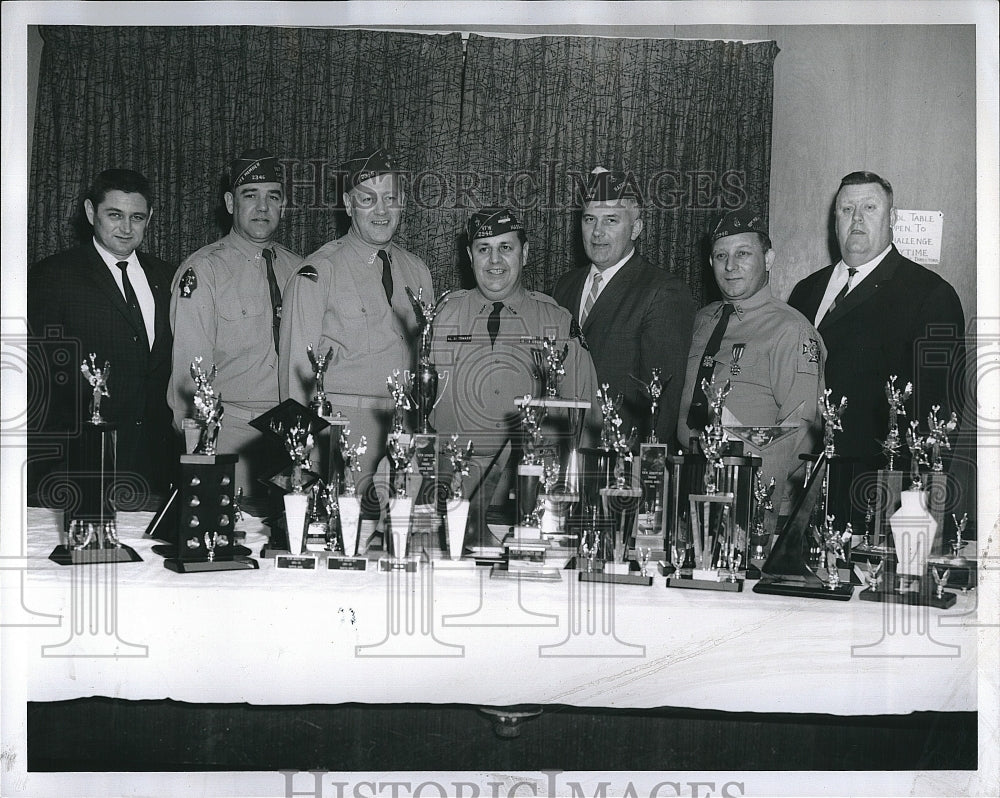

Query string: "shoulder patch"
[[802, 338, 821, 364], [296, 264, 319, 282], [570, 316, 589, 351], [178, 267, 197, 297]]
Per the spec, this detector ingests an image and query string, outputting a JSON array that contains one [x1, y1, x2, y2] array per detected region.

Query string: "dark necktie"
[[686, 302, 735, 432], [827, 266, 858, 318], [377, 249, 393, 306], [487, 301, 503, 347], [115, 261, 147, 343], [262, 248, 281, 349]]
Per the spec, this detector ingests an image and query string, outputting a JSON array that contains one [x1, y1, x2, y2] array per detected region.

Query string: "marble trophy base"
[[579, 561, 653, 586], [49, 545, 141, 565], [161, 552, 259, 573], [752, 580, 854, 601]]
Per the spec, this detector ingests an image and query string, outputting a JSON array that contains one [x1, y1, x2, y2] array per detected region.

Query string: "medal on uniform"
[[730, 343, 746, 375], [701, 354, 715, 369]]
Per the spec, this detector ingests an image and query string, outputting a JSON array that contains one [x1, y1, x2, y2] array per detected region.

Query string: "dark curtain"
[[29, 27, 465, 277], [459, 34, 779, 303]]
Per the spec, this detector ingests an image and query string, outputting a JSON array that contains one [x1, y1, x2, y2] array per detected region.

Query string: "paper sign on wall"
[[893, 210, 943, 265]]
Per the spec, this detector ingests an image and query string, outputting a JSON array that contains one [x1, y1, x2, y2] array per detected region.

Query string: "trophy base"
[[327, 556, 369, 571], [152, 544, 252, 559], [490, 563, 563, 581], [628, 547, 666, 561], [666, 575, 744, 592], [858, 587, 957, 609], [752, 580, 854, 601], [579, 570, 653, 586], [49, 544, 142, 566], [432, 558, 477, 570], [163, 556, 259, 573], [378, 556, 420, 572]]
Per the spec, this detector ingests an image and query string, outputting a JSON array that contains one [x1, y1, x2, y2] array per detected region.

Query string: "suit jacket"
[[28, 242, 176, 496], [787, 245, 965, 461], [553, 252, 695, 448]]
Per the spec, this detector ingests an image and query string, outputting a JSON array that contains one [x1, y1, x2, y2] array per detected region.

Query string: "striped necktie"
[[581, 271, 603, 323]]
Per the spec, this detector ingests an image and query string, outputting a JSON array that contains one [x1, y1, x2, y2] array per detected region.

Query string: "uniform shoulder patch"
[[570, 316, 589, 351], [802, 338, 820, 363], [296, 264, 319, 282], [178, 267, 197, 297]]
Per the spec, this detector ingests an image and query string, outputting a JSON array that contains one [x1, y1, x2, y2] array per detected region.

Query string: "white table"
[[20, 508, 978, 715]]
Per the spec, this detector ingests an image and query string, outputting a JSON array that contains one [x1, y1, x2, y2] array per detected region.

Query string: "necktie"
[[262, 248, 281, 349], [487, 301, 503, 347], [686, 302, 735, 432], [581, 271, 603, 323], [115, 261, 147, 343], [827, 266, 858, 317], [377, 249, 393, 306]]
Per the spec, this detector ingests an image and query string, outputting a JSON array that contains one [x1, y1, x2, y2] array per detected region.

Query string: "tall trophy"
[[328, 429, 368, 570], [275, 420, 318, 567], [404, 286, 452, 434], [157, 358, 257, 573], [382, 372, 418, 571], [433, 435, 476, 569], [631, 369, 671, 561], [870, 376, 912, 551], [51, 354, 142, 565], [667, 375, 743, 591]]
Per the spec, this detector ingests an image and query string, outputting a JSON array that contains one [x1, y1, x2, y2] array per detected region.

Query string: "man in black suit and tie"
[[788, 171, 965, 462], [28, 168, 176, 503], [552, 168, 695, 449]]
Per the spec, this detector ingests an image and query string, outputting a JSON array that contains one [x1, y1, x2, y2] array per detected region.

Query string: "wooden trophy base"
[[163, 556, 259, 573], [49, 545, 142, 565], [858, 586, 957, 609], [753, 580, 854, 601], [666, 570, 744, 592]]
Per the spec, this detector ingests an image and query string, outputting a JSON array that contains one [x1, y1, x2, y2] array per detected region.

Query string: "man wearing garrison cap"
[[553, 167, 695, 449], [168, 148, 301, 504], [429, 208, 600, 545], [677, 209, 826, 521], [279, 146, 434, 537]]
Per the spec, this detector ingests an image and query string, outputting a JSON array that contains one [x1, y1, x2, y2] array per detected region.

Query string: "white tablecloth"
[[17, 508, 978, 715]]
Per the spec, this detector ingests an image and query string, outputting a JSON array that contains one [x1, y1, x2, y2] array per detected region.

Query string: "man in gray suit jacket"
[[552, 168, 695, 449]]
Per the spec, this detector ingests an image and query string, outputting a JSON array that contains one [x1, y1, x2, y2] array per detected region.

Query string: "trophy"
[[905, 420, 929, 490], [749, 473, 776, 568], [819, 515, 852, 590], [629, 368, 664, 444], [925, 405, 958, 472], [386, 369, 415, 436], [405, 287, 453, 434], [275, 419, 316, 565], [81, 353, 110, 425], [880, 376, 912, 470], [949, 512, 969, 565], [532, 337, 569, 398], [328, 429, 368, 570], [517, 398, 546, 527], [430, 435, 475, 567], [191, 357, 224, 455], [306, 344, 334, 418], [698, 376, 732, 494], [819, 389, 847, 458], [52, 353, 130, 562]]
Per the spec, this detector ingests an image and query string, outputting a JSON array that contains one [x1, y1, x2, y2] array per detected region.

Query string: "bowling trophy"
[[327, 429, 368, 571]]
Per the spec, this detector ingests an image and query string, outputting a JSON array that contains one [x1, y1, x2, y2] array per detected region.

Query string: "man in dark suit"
[[552, 168, 695, 448], [28, 169, 176, 504], [787, 171, 965, 464]]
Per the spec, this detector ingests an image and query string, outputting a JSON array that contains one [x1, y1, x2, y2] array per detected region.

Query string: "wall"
[[25, 24, 977, 319]]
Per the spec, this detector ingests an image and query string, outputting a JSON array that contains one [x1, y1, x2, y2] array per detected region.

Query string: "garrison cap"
[[468, 208, 525, 241]]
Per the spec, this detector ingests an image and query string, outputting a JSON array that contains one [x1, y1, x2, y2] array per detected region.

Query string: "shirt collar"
[[591, 247, 634, 283], [718, 282, 772, 319], [838, 243, 892, 277], [343, 226, 394, 265], [474, 286, 527, 313], [92, 238, 138, 269], [226, 229, 272, 262]]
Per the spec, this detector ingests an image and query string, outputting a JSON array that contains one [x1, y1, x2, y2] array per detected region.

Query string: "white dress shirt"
[[578, 248, 633, 321], [814, 243, 892, 326], [94, 238, 155, 348]]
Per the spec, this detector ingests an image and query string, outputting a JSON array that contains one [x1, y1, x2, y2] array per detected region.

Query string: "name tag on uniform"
[[520, 336, 542, 344], [447, 334, 473, 342]]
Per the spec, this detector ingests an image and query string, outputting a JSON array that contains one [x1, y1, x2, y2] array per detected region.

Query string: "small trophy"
[[819, 389, 847, 458], [931, 566, 951, 600], [949, 512, 969, 565], [190, 357, 224, 456], [405, 287, 453, 434], [386, 369, 415, 436], [863, 558, 884, 592], [276, 419, 317, 567], [905, 420, 929, 490], [880, 376, 912, 470], [80, 353, 110, 425], [819, 515, 852, 590], [698, 375, 732, 495], [435, 435, 475, 567], [532, 337, 569, 398], [306, 344, 334, 418], [749, 473, 776, 567], [925, 405, 958, 472], [340, 429, 368, 497], [387, 433, 416, 500]]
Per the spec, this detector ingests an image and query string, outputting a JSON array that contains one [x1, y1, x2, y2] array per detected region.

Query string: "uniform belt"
[[222, 404, 260, 422], [325, 393, 395, 411]]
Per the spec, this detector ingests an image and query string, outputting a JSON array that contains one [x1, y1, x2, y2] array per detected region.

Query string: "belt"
[[222, 404, 263, 422], [325, 393, 395, 411]]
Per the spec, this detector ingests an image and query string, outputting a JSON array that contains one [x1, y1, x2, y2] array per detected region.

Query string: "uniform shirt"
[[279, 227, 435, 404], [677, 284, 826, 514], [429, 287, 600, 458], [168, 230, 301, 427]]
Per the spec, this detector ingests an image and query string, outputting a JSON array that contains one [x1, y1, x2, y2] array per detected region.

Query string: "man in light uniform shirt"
[[168, 149, 301, 501]]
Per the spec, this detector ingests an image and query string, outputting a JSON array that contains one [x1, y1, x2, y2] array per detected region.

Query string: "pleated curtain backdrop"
[[28, 27, 778, 303]]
